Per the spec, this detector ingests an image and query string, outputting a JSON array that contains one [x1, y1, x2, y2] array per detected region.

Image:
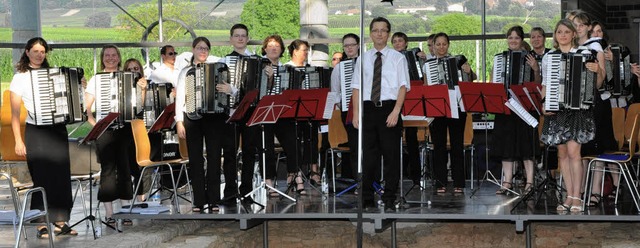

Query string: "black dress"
[[490, 112, 540, 161], [580, 90, 618, 155]]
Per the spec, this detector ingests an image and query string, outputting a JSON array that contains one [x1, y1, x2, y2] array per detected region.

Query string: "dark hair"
[[16, 37, 51, 73], [506, 25, 525, 40], [190, 37, 211, 64], [433, 32, 450, 45], [230, 23, 248, 36], [287, 39, 310, 58], [124, 58, 144, 77], [530, 27, 546, 38], [100, 44, 121, 71], [392, 32, 409, 50], [261, 34, 285, 58], [341, 33, 360, 60], [160, 45, 174, 55], [369, 17, 391, 32], [591, 21, 608, 41], [427, 33, 436, 42]]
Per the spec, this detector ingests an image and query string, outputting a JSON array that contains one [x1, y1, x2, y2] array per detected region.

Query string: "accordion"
[[226, 55, 271, 105], [184, 62, 230, 120], [423, 56, 460, 89], [339, 59, 355, 111], [543, 52, 596, 111], [29, 67, 85, 125], [272, 65, 330, 93], [403, 48, 424, 81], [94, 71, 142, 123], [492, 50, 527, 92], [605, 44, 632, 96], [143, 83, 173, 127]]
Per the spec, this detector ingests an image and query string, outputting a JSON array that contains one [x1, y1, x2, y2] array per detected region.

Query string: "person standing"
[[352, 17, 410, 210], [10, 37, 77, 238]]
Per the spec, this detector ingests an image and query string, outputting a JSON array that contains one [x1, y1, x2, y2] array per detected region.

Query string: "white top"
[[9, 71, 36, 124], [174, 52, 223, 72], [330, 62, 342, 104], [351, 46, 410, 101], [583, 37, 604, 53], [149, 63, 180, 87]]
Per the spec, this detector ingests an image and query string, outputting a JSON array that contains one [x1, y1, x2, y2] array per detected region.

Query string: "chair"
[[0, 90, 29, 188], [583, 114, 640, 211], [129, 119, 182, 213], [612, 108, 626, 151], [462, 114, 475, 184], [325, 109, 350, 193], [68, 137, 100, 228], [0, 173, 53, 248]]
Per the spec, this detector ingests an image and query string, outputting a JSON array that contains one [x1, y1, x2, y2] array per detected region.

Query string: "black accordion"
[[272, 65, 330, 94], [143, 83, 173, 127], [94, 71, 142, 123], [29, 67, 85, 125], [492, 50, 527, 92], [423, 56, 460, 89], [226, 55, 271, 105], [543, 52, 596, 111], [605, 44, 632, 96], [184, 62, 230, 119], [403, 48, 424, 81]]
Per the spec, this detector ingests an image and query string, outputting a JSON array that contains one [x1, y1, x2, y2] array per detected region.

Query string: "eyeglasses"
[[164, 52, 177, 56], [195, 46, 210, 52], [343, 43, 358, 48], [371, 29, 389, 34], [127, 66, 140, 71]]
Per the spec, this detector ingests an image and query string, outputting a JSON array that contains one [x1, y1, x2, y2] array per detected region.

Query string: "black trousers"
[[96, 124, 136, 202], [361, 101, 403, 203], [25, 124, 73, 222], [274, 119, 301, 173], [300, 121, 319, 166], [238, 108, 263, 196], [340, 111, 359, 179], [404, 127, 421, 182], [430, 112, 467, 188], [184, 113, 235, 206]]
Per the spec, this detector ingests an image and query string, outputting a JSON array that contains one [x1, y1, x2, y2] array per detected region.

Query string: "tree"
[[432, 13, 481, 35], [435, 0, 449, 14], [116, 0, 198, 41], [464, 0, 481, 15], [371, 5, 394, 18], [85, 12, 112, 28], [240, 0, 300, 40]]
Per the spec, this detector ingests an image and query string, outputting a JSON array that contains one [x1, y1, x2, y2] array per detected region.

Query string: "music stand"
[[64, 113, 121, 237], [457, 82, 512, 196], [245, 94, 296, 203], [401, 85, 452, 205], [280, 88, 332, 196]]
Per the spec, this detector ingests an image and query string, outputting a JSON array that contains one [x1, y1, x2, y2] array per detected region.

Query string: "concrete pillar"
[[11, 0, 41, 70], [300, 0, 329, 67]]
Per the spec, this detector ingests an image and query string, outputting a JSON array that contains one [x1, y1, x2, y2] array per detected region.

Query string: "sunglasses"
[[164, 52, 177, 56]]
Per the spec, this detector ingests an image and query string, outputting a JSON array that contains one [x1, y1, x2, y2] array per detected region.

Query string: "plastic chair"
[[129, 119, 182, 213], [0, 173, 53, 248], [583, 114, 640, 211]]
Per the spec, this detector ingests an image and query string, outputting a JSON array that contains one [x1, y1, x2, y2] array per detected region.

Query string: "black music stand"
[[245, 94, 296, 203], [457, 82, 511, 197], [226, 90, 263, 209], [64, 113, 121, 237], [401, 85, 452, 204], [280, 88, 331, 196]]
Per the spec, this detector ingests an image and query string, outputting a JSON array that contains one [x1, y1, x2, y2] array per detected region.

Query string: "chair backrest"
[[130, 119, 152, 164], [627, 114, 640, 155], [328, 109, 348, 148], [463, 114, 473, 145], [178, 137, 188, 160], [611, 107, 626, 151], [1, 90, 27, 161], [624, 103, 640, 141]]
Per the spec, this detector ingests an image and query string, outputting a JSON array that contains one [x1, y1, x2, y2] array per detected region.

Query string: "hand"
[[216, 82, 232, 94], [264, 66, 274, 78], [603, 48, 613, 61], [586, 61, 599, 73], [81, 77, 87, 89], [137, 78, 148, 90], [170, 88, 177, 98], [526, 54, 539, 72], [14, 141, 26, 157], [352, 114, 359, 129], [386, 110, 399, 127], [461, 63, 471, 74], [176, 121, 186, 139], [416, 51, 427, 60], [631, 63, 640, 77]]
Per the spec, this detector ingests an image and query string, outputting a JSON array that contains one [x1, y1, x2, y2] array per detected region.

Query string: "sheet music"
[[505, 98, 538, 128], [454, 86, 465, 112], [448, 89, 459, 119], [323, 92, 339, 120], [522, 88, 540, 115]]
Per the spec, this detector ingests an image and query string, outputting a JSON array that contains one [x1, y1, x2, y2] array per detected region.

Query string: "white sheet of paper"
[[448, 89, 459, 119], [323, 92, 339, 119]]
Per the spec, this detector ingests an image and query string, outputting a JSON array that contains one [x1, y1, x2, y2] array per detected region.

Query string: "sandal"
[[295, 173, 307, 195], [607, 186, 619, 199], [587, 194, 602, 207], [436, 187, 447, 194], [36, 227, 49, 239], [495, 182, 513, 195], [556, 203, 570, 212], [568, 196, 583, 212], [523, 183, 533, 195], [265, 179, 279, 197], [122, 219, 133, 226], [208, 204, 220, 212], [54, 223, 78, 236], [453, 187, 464, 194], [105, 217, 117, 225], [309, 171, 321, 186], [192, 206, 203, 212]]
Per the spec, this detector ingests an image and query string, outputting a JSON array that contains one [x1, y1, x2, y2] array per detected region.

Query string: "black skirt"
[[490, 113, 540, 161], [581, 95, 618, 156]]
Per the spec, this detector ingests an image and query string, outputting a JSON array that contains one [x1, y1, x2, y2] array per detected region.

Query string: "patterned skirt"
[[540, 110, 596, 146]]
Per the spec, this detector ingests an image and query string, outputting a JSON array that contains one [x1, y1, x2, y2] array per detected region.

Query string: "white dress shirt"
[[149, 63, 180, 87], [351, 46, 410, 101]]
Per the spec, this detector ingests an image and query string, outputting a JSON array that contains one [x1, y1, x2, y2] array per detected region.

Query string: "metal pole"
[[158, 0, 163, 42], [356, 0, 365, 247]]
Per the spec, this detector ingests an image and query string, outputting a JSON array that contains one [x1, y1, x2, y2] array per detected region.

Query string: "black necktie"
[[371, 52, 382, 103]]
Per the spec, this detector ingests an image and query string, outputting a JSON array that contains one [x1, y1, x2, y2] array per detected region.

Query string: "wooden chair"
[[129, 119, 182, 213], [325, 109, 349, 193], [611, 107, 626, 151], [0, 90, 29, 188], [583, 114, 640, 211]]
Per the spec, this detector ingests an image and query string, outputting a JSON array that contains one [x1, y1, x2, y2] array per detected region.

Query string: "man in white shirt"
[[149, 45, 179, 87], [351, 17, 410, 211]]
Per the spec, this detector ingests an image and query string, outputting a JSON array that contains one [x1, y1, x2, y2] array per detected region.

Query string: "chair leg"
[[163, 164, 179, 213], [130, 166, 153, 213], [331, 150, 337, 194], [620, 162, 640, 212]]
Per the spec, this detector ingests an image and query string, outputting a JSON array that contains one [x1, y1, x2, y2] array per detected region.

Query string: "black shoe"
[[241, 196, 254, 205], [383, 200, 396, 211]]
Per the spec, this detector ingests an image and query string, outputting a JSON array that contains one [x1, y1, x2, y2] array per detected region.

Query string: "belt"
[[364, 100, 395, 107]]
